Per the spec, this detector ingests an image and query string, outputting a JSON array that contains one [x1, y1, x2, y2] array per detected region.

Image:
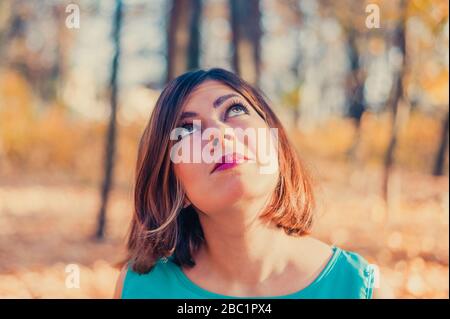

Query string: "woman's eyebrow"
[[179, 111, 197, 121], [213, 93, 240, 108], [179, 93, 241, 120]]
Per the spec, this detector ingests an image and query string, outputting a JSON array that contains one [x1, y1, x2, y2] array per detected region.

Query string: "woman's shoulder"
[[337, 247, 373, 271], [299, 237, 373, 280], [117, 258, 181, 299], [327, 246, 376, 298], [123, 258, 178, 282], [113, 264, 128, 299], [297, 237, 376, 298]]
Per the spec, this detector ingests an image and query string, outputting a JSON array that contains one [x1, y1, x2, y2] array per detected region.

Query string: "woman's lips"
[[210, 152, 250, 174]]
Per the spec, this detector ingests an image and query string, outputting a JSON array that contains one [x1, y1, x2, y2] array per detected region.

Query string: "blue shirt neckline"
[[170, 245, 342, 299]]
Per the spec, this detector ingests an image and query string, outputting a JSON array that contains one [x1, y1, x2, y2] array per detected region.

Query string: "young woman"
[[114, 68, 377, 299]]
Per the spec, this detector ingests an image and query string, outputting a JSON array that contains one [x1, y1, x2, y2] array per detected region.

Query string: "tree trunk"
[[167, 0, 202, 82], [433, 109, 449, 176], [95, 0, 122, 240], [290, 0, 304, 129], [188, 0, 202, 70], [52, 4, 73, 101], [229, 0, 262, 87], [382, 2, 406, 203], [346, 28, 366, 162]]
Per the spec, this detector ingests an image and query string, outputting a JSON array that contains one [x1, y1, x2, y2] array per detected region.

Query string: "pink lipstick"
[[211, 153, 249, 174]]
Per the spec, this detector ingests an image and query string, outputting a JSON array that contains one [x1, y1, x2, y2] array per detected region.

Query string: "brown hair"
[[124, 68, 315, 274]]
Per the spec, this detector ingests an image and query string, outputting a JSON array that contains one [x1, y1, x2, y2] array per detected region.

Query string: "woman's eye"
[[182, 123, 194, 132], [177, 122, 198, 139], [226, 103, 249, 118]]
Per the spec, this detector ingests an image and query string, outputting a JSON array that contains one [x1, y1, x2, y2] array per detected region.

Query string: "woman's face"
[[172, 80, 279, 217]]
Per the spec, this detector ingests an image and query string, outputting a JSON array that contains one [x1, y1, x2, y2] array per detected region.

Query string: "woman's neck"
[[196, 208, 305, 286]]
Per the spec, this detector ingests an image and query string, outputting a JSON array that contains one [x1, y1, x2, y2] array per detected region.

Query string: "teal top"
[[121, 246, 375, 299]]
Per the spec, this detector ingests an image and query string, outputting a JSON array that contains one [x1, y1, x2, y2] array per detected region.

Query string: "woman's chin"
[[214, 178, 274, 204]]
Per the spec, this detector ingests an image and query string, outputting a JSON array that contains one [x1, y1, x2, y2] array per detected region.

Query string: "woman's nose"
[[207, 125, 236, 154]]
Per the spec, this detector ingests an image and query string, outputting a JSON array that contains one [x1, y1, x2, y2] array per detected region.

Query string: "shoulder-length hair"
[[125, 68, 315, 274]]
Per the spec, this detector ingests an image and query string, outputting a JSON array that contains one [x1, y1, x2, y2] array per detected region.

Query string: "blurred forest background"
[[0, 0, 448, 298]]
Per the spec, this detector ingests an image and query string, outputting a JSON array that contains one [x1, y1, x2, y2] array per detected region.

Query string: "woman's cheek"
[[177, 162, 208, 198]]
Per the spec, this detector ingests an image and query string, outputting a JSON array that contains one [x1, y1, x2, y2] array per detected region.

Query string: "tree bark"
[[229, 0, 262, 87], [346, 28, 366, 162], [96, 0, 122, 240], [382, 1, 407, 203], [167, 0, 202, 82], [433, 109, 449, 176]]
